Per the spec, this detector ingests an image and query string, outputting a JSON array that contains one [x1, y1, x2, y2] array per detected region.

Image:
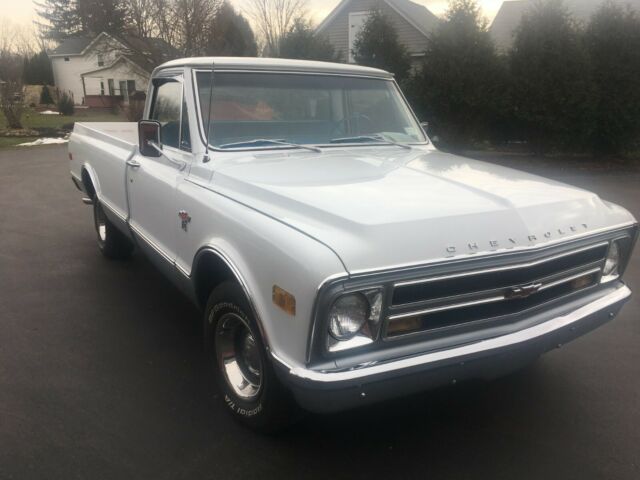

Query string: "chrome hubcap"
[[94, 203, 107, 242], [215, 312, 263, 400]]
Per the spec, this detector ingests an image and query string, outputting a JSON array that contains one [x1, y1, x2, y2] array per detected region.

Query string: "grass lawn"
[[0, 108, 127, 149], [0, 137, 41, 148], [0, 108, 126, 132]]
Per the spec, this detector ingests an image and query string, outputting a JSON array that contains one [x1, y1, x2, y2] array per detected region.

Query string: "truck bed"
[[73, 122, 139, 148]]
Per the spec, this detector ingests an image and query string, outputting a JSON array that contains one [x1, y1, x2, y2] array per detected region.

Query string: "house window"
[[64, 57, 70, 62], [126, 80, 136, 94], [100, 81, 105, 95], [108, 79, 115, 96], [97, 54, 104, 67]]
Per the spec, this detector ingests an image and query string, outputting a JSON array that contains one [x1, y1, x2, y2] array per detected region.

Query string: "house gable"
[[318, 0, 438, 63]]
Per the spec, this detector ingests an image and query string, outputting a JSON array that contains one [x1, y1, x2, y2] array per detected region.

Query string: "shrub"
[[40, 85, 54, 105], [278, 18, 342, 62], [352, 9, 412, 82], [509, 0, 593, 153], [408, 0, 508, 149], [585, 2, 640, 155], [57, 91, 75, 116], [126, 92, 146, 121]]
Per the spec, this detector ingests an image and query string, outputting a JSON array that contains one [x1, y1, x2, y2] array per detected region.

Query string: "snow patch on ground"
[[39, 110, 60, 115], [18, 137, 69, 147]]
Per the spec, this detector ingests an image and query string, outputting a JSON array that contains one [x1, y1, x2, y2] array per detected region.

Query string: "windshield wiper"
[[329, 134, 413, 150], [218, 139, 322, 153]]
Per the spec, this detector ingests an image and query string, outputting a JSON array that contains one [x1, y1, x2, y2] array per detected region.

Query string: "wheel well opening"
[[81, 169, 96, 199], [194, 252, 238, 309]]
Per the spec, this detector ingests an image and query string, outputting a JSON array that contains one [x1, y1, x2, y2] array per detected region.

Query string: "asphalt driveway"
[[1, 145, 639, 479]]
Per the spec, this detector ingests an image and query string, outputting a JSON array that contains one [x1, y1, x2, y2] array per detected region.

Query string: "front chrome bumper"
[[273, 284, 632, 413]]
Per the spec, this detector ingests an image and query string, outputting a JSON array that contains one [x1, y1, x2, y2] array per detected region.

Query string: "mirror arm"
[[148, 141, 187, 171]]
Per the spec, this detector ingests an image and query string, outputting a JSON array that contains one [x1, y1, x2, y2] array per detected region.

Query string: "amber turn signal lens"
[[273, 285, 296, 316], [386, 316, 421, 337]]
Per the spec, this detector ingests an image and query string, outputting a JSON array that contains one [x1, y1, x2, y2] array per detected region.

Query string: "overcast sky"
[[3, 0, 504, 29]]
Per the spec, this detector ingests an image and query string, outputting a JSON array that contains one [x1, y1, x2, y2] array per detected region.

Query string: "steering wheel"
[[331, 113, 375, 137]]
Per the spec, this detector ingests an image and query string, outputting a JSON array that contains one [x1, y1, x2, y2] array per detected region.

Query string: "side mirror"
[[138, 120, 161, 157], [420, 121, 429, 133]]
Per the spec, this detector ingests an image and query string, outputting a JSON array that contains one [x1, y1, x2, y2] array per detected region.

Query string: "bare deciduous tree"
[[172, 0, 223, 56], [125, 0, 160, 38], [0, 19, 38, 56], [245, 0, 308, 56]]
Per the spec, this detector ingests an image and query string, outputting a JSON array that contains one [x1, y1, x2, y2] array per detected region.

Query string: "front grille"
[[385, 242, 609, 338]]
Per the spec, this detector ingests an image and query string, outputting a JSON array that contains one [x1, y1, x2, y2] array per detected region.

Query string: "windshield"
[[195, 72, 426, 149]]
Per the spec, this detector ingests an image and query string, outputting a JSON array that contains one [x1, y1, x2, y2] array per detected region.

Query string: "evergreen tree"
[[510, 0, 592, 153], [585, 2, 640, 155], [36, 0, 127, 39], [209, 2, 258, 56], [352, 10, 411, 82], [409, 0, 507, 148], [77, 0, 128, 36], [35, 0, 83, 40], [40, 85, 55, 105], [278, 18, 341, 62], [23, 51, 55, 85]]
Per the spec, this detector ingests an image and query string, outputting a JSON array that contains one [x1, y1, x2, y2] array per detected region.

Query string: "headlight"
[[327, 289, 384, 352], [603, 241, 620, 277], [329, 293, 368, 340]]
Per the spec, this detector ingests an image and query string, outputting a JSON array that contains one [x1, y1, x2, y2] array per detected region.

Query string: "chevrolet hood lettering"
[[213, 149, 636, 273]]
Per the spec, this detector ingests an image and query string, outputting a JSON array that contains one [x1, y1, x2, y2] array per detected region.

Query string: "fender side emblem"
[[178, 210, 191, 232]]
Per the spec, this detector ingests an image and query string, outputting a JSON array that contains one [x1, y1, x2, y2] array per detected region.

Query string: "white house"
[[48, 32, 177, 106]]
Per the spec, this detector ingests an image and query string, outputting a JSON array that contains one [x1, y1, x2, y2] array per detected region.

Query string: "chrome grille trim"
[[384, 240, 611, 339], [388, 267, 602, 321], [538, 267, 602, 292], [393, 242, 609, 289]]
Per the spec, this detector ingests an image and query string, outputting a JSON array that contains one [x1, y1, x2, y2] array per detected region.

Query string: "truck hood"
[[212, 147, 635, 273]]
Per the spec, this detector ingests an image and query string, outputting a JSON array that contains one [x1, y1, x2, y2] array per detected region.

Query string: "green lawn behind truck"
[[0, 109, 126, 149]]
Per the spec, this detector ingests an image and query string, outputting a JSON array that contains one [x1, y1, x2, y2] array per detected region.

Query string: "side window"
[[150, 80, 182, 149]]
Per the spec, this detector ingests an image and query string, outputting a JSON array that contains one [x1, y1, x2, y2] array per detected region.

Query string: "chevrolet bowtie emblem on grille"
[[178, 210, 191, 232], [505, 283, 543, 300]]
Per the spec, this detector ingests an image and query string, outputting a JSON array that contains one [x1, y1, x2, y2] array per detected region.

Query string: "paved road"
[[1, 145, 639, 480]]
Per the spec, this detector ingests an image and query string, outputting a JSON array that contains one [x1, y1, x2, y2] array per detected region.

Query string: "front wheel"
[[204, 282, 298, 432]]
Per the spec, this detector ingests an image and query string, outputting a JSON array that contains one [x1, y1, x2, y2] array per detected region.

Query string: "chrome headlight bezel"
[[601, 231, 637, 284], [326, 289, 384, 352]]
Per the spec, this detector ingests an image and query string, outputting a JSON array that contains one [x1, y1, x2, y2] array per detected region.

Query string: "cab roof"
[[155, 57, 394, 79]]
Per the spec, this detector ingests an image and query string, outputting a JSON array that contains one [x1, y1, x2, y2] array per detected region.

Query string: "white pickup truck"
[[70, 57, 637, 431]]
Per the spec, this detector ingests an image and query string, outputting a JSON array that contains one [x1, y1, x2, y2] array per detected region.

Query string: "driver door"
[[127, 75, 191, 275]]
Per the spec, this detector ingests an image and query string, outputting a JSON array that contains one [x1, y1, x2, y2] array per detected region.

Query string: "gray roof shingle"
[[49, 37, 93, 56]]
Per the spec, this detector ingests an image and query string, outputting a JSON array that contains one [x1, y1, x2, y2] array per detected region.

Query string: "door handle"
[[126, 159, 141, 169]]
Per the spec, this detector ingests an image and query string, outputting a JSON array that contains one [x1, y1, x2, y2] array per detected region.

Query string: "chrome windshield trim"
[[191, 69, 429, 152], [281, 286, 631, 383], [393, 241, 609, 288]]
